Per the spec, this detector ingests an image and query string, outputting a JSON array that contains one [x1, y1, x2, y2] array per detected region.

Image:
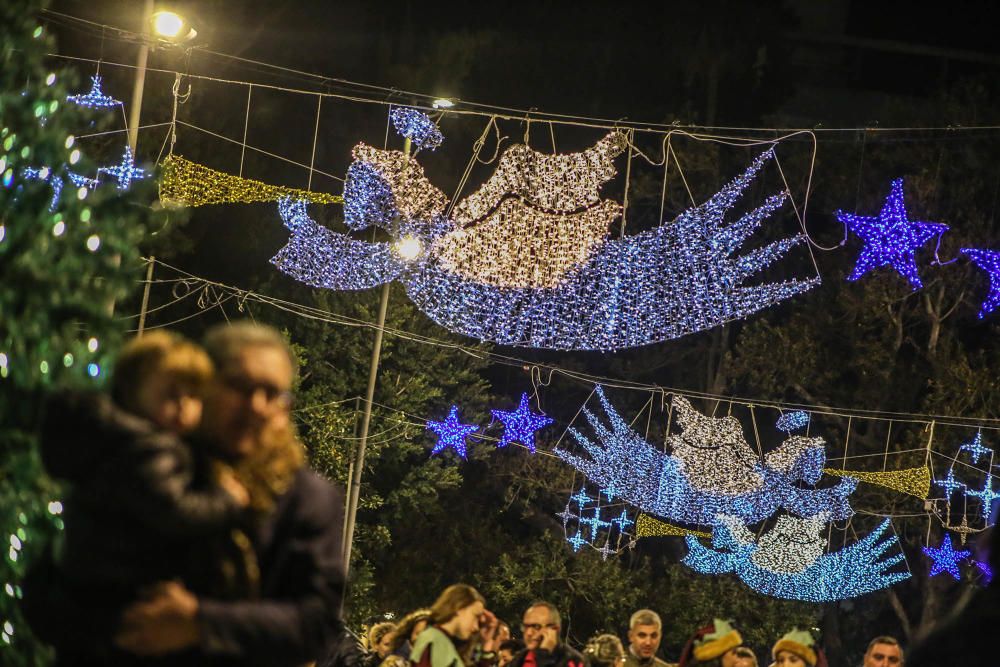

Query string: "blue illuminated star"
[[934, 468, 966, 497], [426, 405, 479, 459], [570, 489, 593, 507], [961, 432, 992, 464], [962, 248, 1000, 319], [580, 508, 611, 539], [566, 531, 587, 552], [67, 75, 121, 108], [98, 145, 147, 190], [923, 534, 971, 580], [491, 393, 554, 453], [600, 482, 618, 501], [837, 178, 948, 289], [965, 476, 1000, 522], [611, 509, 634, 531], [556, 506, 578, 524]]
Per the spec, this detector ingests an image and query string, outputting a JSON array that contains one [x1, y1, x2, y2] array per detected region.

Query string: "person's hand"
[[217, 466, 250, 507], [115, 581, 200, 655], [539, 625, 559, 652], [479, 609, 499, 651]]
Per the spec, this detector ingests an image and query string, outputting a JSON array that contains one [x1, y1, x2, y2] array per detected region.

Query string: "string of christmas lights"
[[97, 145, 146, 190], [554, 386, 856, 526], [389, 107, 444, 151], [683, 515, 909, 601], [634, 513, 710, 539], [159, 154, 343, 207], [65, 75, 121, 108], [426, 405, 479, 459]]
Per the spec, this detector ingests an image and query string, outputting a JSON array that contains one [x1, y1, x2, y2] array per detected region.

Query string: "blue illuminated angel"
[[682, 513, 910, 601], [554, 386, 857, 525], [271, 112, 819, 351]]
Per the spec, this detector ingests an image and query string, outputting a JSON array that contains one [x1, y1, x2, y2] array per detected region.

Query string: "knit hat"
[[772, 629, 824, 667], [678, 619, 743, 667]]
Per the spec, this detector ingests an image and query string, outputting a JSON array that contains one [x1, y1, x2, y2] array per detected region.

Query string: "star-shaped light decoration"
[[962, 248, 1000, 319], [600, 482, 619, 501], [960, 432, 992, 464], [611, 509, 634, 531], [491, 393, 554, 453], [934, 468, 966, 497], [556, 506, 578, 524], [965, 476, 1000, 523], [580, 508, 611, 539], [67, 75, 121, 108], [570, 489, 593, 507], [597, 541, 615, 561], [836, 178, 949, 289], [426, 405, 479, 459], [566, 531, 587, 553], [98, 145, 147, 190], [922, 534, 971, 580]]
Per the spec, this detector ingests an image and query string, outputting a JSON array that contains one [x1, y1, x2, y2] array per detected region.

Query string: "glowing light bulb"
[[64, 135, 74, 149], [152, 11, 184, 38], [53, 221, 65, 236], [432, 98, 455, 109], [69, 149, 80, 164], [45, 73, 55, 85], [87, 337, 99, 352], [87, 363, 100, 377], [86, 235, 100, 251], [394, 235, 422, 261], [47, 501, 63, 515]]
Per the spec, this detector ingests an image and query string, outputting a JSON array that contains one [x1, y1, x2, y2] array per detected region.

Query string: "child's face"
[[136, 375, 202, 434]]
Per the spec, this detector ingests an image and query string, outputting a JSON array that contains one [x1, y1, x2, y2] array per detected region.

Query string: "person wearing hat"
[[678, 619, 756, 667], [770, 629, 825, 667], [583, 634, 626, 667]]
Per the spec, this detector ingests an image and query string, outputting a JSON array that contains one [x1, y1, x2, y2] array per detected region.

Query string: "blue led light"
[[776, 410, 810, 433], [67, 171, 99, 189], [611, 509, 634, 531], [836, 178, 948, 290], [976, 559, 993, 584], [23, 166, 64, 211], [491, 392, 554, 453], [571, 489, 593, 507], [86, 363, 100, 377], [960, 431, 992, 464], [567, 531, 587, 552], [965, 476, 1000, 523], [66, 75, 121, 108], [579, 507, 611, 539], [922, 534, 971, 580], [273, 141, 819, 351], [934, 468, 966, 497], [555, 386, 856, 526], [426, 405, 479, 460], [683, 516, 909, 602], [962, 248, 1000, 318], [98, 145, 146, 190], [390, 108, 444, 151]]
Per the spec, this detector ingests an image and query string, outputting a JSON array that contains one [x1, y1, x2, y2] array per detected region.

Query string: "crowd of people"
[[344, 595, 904, 667], [15, 322, 989, 665]]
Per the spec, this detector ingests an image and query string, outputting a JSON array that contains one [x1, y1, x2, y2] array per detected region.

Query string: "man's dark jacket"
[[508, 643, 586, 667]]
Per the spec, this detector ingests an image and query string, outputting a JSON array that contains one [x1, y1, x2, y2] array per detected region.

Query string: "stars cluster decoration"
[[837, 178, 948, 290], [425, 391, 554, 459], [558, 483, 635, 560], [931, 432, 999, 546]]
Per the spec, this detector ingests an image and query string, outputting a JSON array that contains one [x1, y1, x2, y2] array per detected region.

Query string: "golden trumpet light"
[[394, 236, 423, 261]]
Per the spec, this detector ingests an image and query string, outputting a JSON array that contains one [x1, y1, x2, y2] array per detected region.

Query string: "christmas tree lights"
[[836, 178, 948, 290], [555, 386, 856, 526], [426, 405, 479, 459], [962, 248, 1000, 318], [683, 515, 909, 601], [389, 108, 444, 151], [490, 392, 554, 452], [66, 75, 120, 108], [159, 154, 343, 207], [922, 534, 970, 580]]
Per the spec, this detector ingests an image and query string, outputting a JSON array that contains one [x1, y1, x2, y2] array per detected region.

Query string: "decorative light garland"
[[159, 154, 343, 207], [836, 178, 948, 290], [922, 533, 971, 580], [823, 466, 931, 499], [776, 410, 810, 433], [389, 108, 444, 151], [555, 386, 856, 526], [490, 392, 554, 452], [683, 515, 909, 601], [426, 405, 479, 459], [98, 145, 146, 190], [66, 75, 121, 108], [961, 248, 1000, 318], [559, 485, 634, 560]]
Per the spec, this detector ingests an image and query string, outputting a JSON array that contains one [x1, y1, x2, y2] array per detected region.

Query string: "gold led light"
[[823, 466, 931, 499], [159, 154, 343, 207], [635, 513, 711, 539]]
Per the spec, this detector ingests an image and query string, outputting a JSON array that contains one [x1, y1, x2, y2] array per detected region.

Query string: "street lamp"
[[151, 10, 198, 42], [432, 98, 456, 109]]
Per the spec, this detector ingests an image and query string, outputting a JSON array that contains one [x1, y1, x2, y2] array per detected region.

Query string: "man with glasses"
[[624, 610, 675, 667], [508, 602, 585, 667], [113, 322, 346, 666]]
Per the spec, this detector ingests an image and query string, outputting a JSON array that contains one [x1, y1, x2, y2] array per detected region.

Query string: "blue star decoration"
[[491, 393, 554, 453], [98, 145, 147, 190], [962, 248, 1000, 319], [570, 489, 593, 507], [965, 476, 1000, 523], [426, 405, 479, 459], [934, 468, 966, 497], [580, 508, 611, 539], [67, 75, 121, 108], [566, 531, 587, 553], [611, 509, 634, 531], [836, 178, 949, 290], [923, 534, 971, 580], [961, 432, 992, 465]]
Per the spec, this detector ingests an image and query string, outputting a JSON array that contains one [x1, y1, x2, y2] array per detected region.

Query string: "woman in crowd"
[[411, 584, 498, 667], [769, 629, 825, 667], [582, 634, 626, 667], [678, 619, 757, 667]]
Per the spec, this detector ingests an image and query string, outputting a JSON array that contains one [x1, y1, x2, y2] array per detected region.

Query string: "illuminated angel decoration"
[[553, 386, 856, 525], [682, 513, 910, 601], [271, 112, 819, 351]]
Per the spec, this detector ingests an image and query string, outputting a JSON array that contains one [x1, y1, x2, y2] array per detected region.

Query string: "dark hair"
[[500, 640, 525, 654], [429, 584, 485, 626]]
